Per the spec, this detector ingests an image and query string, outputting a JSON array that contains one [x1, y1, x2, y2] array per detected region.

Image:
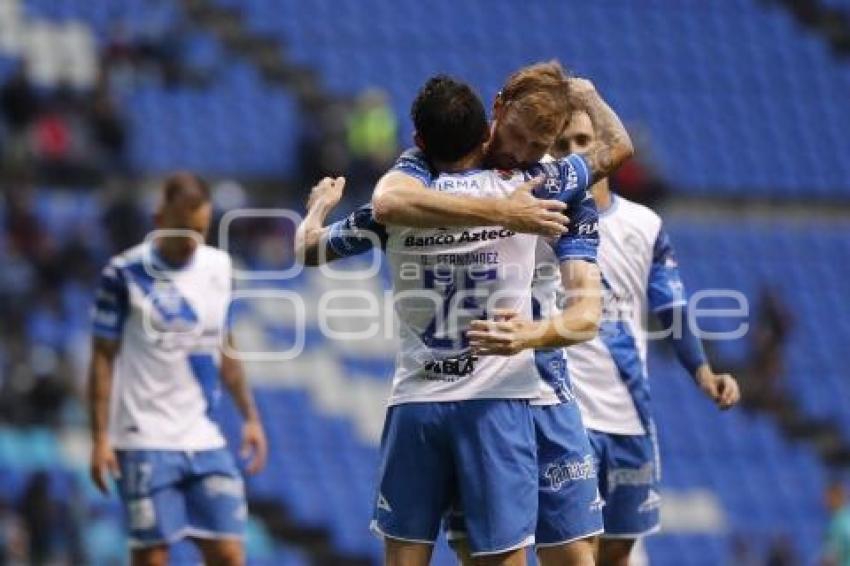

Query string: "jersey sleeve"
[[91, 260, 129, 340], [326, 203, 389, 257], [527, 154, 592, 201], [223, 255, 236, 333], [550, 190, 599, 263], [390, 147, 436, 186], [648, 226, 687, 312]]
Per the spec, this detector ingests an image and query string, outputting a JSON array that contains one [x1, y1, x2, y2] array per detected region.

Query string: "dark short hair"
[[410, 75, 487, 163], [161, 171, 210, 209]]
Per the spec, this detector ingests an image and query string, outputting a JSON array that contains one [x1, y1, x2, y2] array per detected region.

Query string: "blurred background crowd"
[[1, 0, 850, 564]]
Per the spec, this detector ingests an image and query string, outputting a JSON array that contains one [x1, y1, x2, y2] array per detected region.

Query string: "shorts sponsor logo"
[[590, 489, 605, 512], [544, 455, 596, 491], [608, 463, 655, 492], [377, 493, 392, 513], [204, 476, 244, 499], [128, 498, 156, 530], [638, 489, 662, 513]]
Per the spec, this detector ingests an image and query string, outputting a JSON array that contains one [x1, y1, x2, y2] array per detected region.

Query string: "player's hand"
[[306, 176, 346, 211], [500, 175, 569, 238], [467, 309, 537, 356], [90, 440, 120, 495], [241, 420, 268, 475], [696, 367, 741, 410], [567, 77, 598, 105]]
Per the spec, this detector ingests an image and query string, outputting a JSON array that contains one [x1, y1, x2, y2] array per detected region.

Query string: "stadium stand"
[[2, 0, 850, 564], [221, 0, 850, 198]]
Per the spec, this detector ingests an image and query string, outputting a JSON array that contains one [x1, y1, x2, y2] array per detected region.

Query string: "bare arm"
[[569, 79, 634, 183], [294, 176, 346, 266], [88, 337, 120, 494], [221, 336, 267, 474], [467, 260, 601, 354], [371, 171, 568, 237]]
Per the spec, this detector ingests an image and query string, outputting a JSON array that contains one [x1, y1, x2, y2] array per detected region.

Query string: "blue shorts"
[[371, 400, 537, 556], [444, 402, 604, 547], [116, 448, 246, 548], [587, 427, 661, 538]]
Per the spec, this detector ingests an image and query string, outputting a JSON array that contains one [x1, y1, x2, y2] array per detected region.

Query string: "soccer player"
[[474, 109, 742, 566], [296, 64, 634, 566], [87, 173, 267, 566]]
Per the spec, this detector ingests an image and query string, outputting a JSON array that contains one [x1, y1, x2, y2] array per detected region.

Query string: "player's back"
[[384, 169, 540, 405], [93, 241, 232, 450]]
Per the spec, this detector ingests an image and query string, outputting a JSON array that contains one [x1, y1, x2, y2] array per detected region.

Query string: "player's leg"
[[442, 504, 476, 564], [182, 448, 248, 566], [373, 403, 455, 566], [471, 548, 528, 566], [596, 538, 636, 566], [452, 400, 537, 563], [384, 538, 434, 566], [447, 538, 475, 566], [538, 538, 596, 566], [596, 430, 660, 566], [193, 538, 245, 566], [130, 545, 169, 566], [115, 450, 189, 566], [533, 402, 603, 566]]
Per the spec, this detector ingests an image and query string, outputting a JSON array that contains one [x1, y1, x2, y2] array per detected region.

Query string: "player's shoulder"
[[195, 245, 233, 270], [609, 196, 662, 234], [108, 242, 149, 270]]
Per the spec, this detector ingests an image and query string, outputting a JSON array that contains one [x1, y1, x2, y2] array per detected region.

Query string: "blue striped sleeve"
[[551, 174, 599, 264], [565, 153, 591, 192], [390, 147, 435, 186], [326, 203, 388, 257], [648, 227, 687, 312], [91, 261, 129, 340], [528, 153, 591, 202]]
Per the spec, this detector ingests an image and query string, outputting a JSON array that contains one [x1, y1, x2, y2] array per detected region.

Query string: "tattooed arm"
[[568, 78, 634, 183]]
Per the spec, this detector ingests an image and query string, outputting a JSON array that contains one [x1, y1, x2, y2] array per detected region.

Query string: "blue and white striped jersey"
[[568, 195, 687, 435], [92, 242, 232, 450]]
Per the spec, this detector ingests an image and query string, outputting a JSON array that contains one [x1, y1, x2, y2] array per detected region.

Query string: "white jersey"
[[384, 169, 541, 405], [92, 242, 232, 450], [568, 195, 686, 435]]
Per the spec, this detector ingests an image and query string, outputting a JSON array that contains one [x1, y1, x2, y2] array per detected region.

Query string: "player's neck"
[[433, 148, 483, 174], [152, 242, 194, 269], [592, 180, 612, 211]]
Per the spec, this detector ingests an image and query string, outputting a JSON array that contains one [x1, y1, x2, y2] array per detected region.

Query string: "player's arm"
[[220, 334, 268, 474], [568, 78, 634, 184], [87, 261, 129, 495], [295, 176, 346, 265], [649, 228, 740, 409], [468, 193, 603, 354], [371, 150, 568, 237], [88, 337, 121, 495], [295, 176, 390, 266], [467, 261, 601, 354]]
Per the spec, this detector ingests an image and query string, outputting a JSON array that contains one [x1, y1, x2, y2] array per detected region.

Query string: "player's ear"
[[414, 132, 426, 152], [492, 93, 504, 117]]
